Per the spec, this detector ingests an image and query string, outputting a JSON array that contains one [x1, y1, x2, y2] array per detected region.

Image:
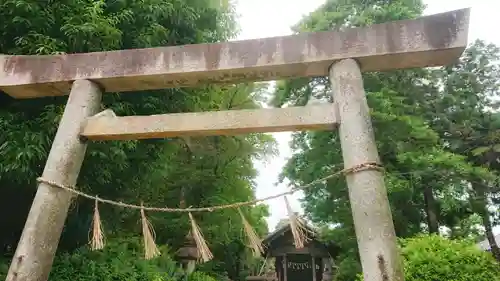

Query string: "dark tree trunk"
[[180, 187, 186, 208], [423, 186, 439, 234], [475, 187, 500, 263], [482, 211, 500, 263]]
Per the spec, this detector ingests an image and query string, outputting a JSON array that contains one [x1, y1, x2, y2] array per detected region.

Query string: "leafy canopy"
[[0, 0, 274, 280]]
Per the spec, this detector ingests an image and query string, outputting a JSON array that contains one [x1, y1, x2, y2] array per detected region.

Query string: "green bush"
[[188, 271, 218, 281], [401, 235, 500, 281], [0, 237, 220, 281], [357, 235, 500, 281], [47, 237, 217, 281]]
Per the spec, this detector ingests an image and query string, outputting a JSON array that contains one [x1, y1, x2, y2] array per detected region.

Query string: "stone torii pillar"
[[4, 80, 102, 281], [330, 59, 403, 281]]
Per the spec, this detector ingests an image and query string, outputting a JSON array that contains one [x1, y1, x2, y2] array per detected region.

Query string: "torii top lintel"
[[0, 8, 469, 99]]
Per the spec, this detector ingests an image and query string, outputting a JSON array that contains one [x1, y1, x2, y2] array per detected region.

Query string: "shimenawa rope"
[[36, 162, 383, 213], [36, 161, 383, 259]]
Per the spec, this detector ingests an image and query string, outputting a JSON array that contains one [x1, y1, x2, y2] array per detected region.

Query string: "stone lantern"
[[175, 231, 199, 274]]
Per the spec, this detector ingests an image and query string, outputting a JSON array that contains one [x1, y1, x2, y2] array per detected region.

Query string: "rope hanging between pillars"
[[35, 162, 383, 260]]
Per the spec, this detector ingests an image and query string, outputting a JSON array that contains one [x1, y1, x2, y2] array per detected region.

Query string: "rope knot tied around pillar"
[[342, 162, 384, 175]]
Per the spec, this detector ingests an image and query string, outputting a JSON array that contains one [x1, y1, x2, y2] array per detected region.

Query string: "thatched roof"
[[262, 222, 339, 257]]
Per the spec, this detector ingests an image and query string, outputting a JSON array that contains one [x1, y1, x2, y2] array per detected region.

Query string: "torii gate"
[[0, 9, 469, 281]]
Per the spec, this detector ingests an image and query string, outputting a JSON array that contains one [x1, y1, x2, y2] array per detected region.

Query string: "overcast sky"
[[235, 0, 500, 231]]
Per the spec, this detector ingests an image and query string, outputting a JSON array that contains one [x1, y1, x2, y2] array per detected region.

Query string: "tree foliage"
[[0, 0, 274, 279], [274, 0, 500, 280]]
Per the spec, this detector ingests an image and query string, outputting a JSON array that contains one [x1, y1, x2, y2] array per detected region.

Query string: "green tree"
[[273, 0, 500, 278], [0, 0, 273, 279], [425, 41, 500, 261]]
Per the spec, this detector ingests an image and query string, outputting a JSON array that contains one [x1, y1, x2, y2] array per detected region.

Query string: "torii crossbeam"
[[1, 9, 467, 99], [2, 9, 469, 281]]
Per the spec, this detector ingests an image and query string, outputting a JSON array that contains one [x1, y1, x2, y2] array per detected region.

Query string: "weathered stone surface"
[[5, 80, 102, 281], [330, 59, 404, 281], [81, 105, 338, 141], [0, 9, 469, 99]]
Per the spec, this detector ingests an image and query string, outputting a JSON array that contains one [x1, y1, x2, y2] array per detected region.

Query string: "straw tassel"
[[140, 204, 161, 259], [188, 212, 213, 262], [284, 196, 309, 249], [89, 198, 105, 250], [238, 208, 264, 257]]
